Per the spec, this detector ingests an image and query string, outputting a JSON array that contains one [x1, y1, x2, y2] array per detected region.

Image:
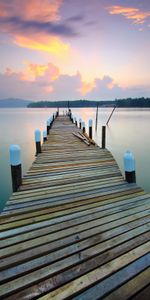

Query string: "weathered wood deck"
[[0, 115, 150, 299]]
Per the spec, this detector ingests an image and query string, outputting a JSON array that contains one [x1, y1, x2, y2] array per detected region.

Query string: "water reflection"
[[0, 107, 150, 211]]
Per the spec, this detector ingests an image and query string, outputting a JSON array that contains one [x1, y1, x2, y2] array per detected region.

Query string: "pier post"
[[102, 126, 106, 148], [75, 117, 77, 126], [47, 119, 50, 135], [57, 107, 59, 117], [124, 151, 136, 183], [10, 145, 22, 192], [89, 119, 93, 139], [82, 121, 86, 133], [35, 129, 41, 155], [49, 117, 53, 129], [79, 118, 82, 129], [95, 102, 99, 131], [43, 131, 47, 142]]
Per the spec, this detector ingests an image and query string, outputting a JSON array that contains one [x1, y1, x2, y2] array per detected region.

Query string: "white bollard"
[[47, 119, 50, 135], [43, 130, 47, 142], [124, 151, 136, 183], [74, 117, 77, 126], [35, 129, 41, 155], [10, 145, 22, 192], [82, 121, 85, 133], [88, 119, 93, 139]]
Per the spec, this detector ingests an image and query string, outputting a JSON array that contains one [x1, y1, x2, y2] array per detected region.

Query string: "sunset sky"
[[0, 0, 150, 101]]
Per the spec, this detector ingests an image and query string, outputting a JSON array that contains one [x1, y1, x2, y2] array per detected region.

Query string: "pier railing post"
[[75, 117, 77, 126], [47, 119, 50, 135], [35, 129, 41, 155], [79, 118, 82, 129], [124, 151, 136, 183], [71, 114, 73, 123], [89, 119, 93, 139], [102, 126, 106, 148], [10, 145, 22, 192], [82, 121, 85, 133], [43, 131, 47, 142]]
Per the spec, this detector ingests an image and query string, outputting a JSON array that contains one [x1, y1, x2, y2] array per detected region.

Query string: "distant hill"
[[0, 98, 31, 108], [28, 100, 115, 108]]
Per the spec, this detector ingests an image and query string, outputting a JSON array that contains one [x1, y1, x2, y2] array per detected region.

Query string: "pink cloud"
[[0, 0, 73, 57], [1, 64, 150, 101], [23, 62, 60, 81], [108, 5, 150, 26], [0, 0, 63, 22]]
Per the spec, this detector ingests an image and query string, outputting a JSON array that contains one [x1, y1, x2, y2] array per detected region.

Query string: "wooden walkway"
[[0, 115, 150, 300]]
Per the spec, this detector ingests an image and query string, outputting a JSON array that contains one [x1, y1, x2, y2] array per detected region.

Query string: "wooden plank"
[[30, 242, 150, 300], [0, 115, 150, 300]]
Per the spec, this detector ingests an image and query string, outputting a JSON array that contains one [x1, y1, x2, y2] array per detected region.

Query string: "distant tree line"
[[115, 97, 150, 107], [27, 98, 150, 108]]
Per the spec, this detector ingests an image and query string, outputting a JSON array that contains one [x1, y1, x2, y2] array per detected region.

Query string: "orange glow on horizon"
[[80, 81, 96, 95]]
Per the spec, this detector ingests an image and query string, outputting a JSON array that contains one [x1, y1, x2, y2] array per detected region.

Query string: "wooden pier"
[[0, 115, 150, 299]]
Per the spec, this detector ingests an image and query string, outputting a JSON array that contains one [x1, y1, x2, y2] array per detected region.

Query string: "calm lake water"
[[0, 107, 150, 211]]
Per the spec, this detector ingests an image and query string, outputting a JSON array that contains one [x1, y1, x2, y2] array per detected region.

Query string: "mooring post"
[[68, 108, 71, 117], [10, 145, 22, 192], [102, 125, 106, 148], [47, 119, 50, 135], [35, 129, 41, 155], [57, 107, 59, 117], [43, 131, 47, 142], [95, 102, 99, 131], [89, 119, 93, 139], [82, 121, 86, 133], [50, 117, 53, 129], [124, 151, 136, 183], [79, 118, 82, 129], [75, 117, 77, 126]]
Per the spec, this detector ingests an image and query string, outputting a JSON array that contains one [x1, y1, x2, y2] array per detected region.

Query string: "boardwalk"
[[0, 115, 150, 299]]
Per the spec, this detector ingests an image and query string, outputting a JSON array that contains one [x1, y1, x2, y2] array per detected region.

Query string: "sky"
[[0, 0, 150, 101]]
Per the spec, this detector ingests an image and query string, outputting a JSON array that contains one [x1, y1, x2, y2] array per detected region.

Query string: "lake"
[[0, 107, 150, 211]]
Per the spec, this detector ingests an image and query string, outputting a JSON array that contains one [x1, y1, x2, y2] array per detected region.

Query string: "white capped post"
[[82, 121, 85, 133], [89, 119, 93, 139], [35, 129, 41, 155], [74, 117, 77, 126], [47, 119, 50, 135], [43, 130, 47, 142], [9, 145, 22, 192], [124, 151, 136, 183], [79, 118, 82, 129]]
